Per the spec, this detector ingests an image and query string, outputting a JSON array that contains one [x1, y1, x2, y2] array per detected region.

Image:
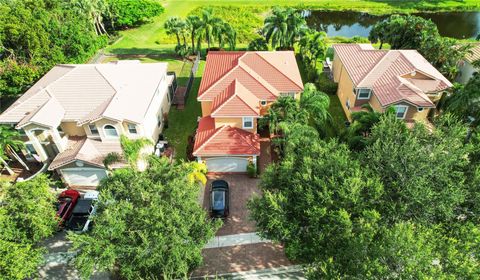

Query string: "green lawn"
[[163, 61, 205, 160], [106, 0, 480, 55]]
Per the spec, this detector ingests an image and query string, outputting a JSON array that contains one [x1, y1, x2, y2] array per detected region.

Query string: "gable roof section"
[[193, 116, 260, 156], [16, 96, 65, 129], [211, 80, 260, 117], [333, 44, 452, 108], [0, 61, 168, 126], [198, 51, 303, 101], [48, 137, 124, 170]]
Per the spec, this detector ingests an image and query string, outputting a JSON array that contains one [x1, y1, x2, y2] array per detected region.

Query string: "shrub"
[[247, 161, 257, 178], [108, 0, 165, 28]]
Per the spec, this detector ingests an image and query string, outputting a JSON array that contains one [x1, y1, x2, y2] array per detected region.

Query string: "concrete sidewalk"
[[191, 265, 305, 279], [205, 232, 269, 249]]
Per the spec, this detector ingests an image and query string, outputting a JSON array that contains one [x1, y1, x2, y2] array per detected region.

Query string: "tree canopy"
[[249, 113, 480, 279], [69, 157, 220, 279], [262, 7, 307, 50], [0, 175, 58, 280]]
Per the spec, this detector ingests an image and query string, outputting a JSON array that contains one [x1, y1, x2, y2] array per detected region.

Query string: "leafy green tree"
[[0, 175, 57, 243], [262, 7, 307, 50], [69, 157, 220, 279], [0, 239, 44, 280], [107, 0, 164, 28], [249, 126, 384, 264], [361, 114, 471, 224], [444, 73, 480, 127], [0, 175, 57, 280], [247, 38, 268, 51]]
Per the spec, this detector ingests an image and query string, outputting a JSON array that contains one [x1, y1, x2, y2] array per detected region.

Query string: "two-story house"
[[193, 51, 303, 173], [0, 60, 174, 186], [332, 44, 452, 125]]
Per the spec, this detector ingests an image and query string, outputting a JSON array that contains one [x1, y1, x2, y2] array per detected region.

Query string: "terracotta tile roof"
[[0, 61, 168, 126], [193, 117, 260, 156], [198, 51, 303, 102], [48, 137, 124, 170], [333, 44, 452, 108], [211, 80, 260, 117]]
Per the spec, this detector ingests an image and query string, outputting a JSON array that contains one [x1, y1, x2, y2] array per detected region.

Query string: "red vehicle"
[[56, 190, 80, 227]]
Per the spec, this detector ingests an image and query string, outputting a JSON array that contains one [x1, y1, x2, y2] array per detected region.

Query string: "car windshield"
[[212, 191, 225, 210]]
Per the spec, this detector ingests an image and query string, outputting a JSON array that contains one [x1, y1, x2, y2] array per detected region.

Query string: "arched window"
[[104, 125, 118, 137]]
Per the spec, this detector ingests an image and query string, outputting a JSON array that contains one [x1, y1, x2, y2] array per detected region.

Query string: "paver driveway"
[[202, 174, 260, 236], [195, 174, 300, 278]]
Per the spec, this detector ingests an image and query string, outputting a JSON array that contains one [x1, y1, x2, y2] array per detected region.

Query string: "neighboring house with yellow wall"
[[0, 61, 175, 187], [332, 44, 452, 125], [194, 51, 303, 172]]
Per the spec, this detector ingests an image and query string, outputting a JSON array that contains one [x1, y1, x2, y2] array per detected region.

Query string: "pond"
[[305, 11, 480, 39]]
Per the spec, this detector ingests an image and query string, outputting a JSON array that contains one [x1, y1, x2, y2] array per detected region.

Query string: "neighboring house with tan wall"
[[0, 61, 175, 187], [332, 44, 452, 125], [193, 51, 303, 173]]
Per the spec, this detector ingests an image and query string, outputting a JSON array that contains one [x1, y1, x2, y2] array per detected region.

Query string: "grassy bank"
[[106, 0, 480, 55]]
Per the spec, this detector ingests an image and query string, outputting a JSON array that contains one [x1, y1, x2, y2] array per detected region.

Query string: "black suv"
[[210, 180, 229, 218]]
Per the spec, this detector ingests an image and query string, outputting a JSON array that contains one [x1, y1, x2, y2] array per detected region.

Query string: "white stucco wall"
[[142, 74, 171, 143]]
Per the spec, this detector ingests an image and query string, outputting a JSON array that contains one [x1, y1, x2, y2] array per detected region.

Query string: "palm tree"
[[198, 8, 223, 50], [164, 17, 186, 47], [0, 126, 27, 175], [263, 7, 289, 50], [185, 161, 208, 185], [443, 73, 480, 127], [299, 30, 328, 69], [70, 0, 109, 35], [263, 7, 307, 50], [186, 15, 202, 52], [213, 21, 236, 50], [300, 83, 331, 127]]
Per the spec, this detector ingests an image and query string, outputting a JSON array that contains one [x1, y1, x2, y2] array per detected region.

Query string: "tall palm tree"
[[263, 7, 289, 50], [213, 21, 236, 50], [300, 83, 331, 127], [198, 8, 223, 50], [70, 0, 109, 35], [164, 17, 186, 47], [0, 126, 27, 175], [186, 15, 202, 52], [263, 7, 307, 50]]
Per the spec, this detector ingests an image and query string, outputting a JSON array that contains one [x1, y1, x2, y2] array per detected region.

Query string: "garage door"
[[205, 157, 249, 172], [61, 168, 108, 186]]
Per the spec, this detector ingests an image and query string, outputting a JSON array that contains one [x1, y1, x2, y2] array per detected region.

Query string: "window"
[[395, 105, 408, 119], [128, 124, 138, 134], [89, 124, 99, 136], [356, 88, 371, 100], [104, 125, 118, 137], [243, 117, 254, 129], [25, 143, 38, 155], [260, 100, 267, 106], [280, 92, 295, 98]]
